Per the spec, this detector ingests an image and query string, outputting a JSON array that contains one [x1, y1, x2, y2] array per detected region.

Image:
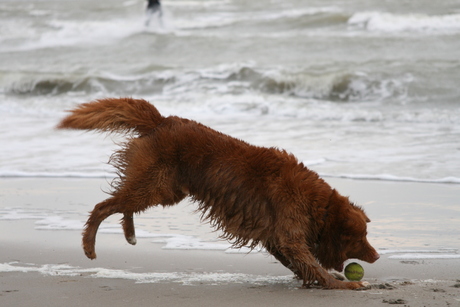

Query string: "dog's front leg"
[[277, 244, 365, 289], [264, 241, 303, 280]]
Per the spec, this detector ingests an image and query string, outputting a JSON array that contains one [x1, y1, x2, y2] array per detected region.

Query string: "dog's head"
[[314, 190, 379, 272]]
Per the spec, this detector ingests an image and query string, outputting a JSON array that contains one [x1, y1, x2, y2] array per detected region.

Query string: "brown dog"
[[57, 97, 379, 289]]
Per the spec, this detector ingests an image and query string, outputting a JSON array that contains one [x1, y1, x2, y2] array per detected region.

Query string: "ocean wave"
[[166, 63, 412, 104], [172, 7, 346, 31], [2, 66, 458, 126], [348, 12, 460, 33], [2, 4, 458, 56], [2, 63, 458, 125], [0, 19, 145, 52], [3, 71, 174, 96], [0, 6, 386, 53], [2, 65, 409, 103], [258, 70, 411, 103], [244, 7, 348, 29]]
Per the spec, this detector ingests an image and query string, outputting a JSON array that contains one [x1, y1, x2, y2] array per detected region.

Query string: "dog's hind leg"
[[114, 164, 188, 247], [82, 197, 122, 259], [83, 184, 187, 260], [122, 213, 137, 245]]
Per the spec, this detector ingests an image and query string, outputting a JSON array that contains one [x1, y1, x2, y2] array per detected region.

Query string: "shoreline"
[[1, 172, 459, 184], [1, 177, 459, 306]]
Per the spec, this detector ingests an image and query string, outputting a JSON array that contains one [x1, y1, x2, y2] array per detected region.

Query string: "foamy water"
[[348, 12, 460, 33], [0, 262, 294, 286], [0, 205, 252, 253]]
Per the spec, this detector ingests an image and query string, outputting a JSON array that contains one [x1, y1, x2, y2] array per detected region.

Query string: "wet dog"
[[57, 97, 379, 289]]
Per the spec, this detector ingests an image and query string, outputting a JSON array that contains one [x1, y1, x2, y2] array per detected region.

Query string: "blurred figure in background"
[[145, 0, 162, 27]]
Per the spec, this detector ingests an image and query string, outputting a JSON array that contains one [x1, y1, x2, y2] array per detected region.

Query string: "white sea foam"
[[151, 235, 257, 253], [321, 173, 460, 184], [0, 208, 49, 220], [389, 254, 460, 260], [34, 216, 84, 230], [378, 249, 458, 255], [379, 249, 460, 260], [0, 262, 293, 286], [349, 12, 460, 33], [152, 234, 229, 251], [0, 208, 253, 253], [0, 19, 142, 52]]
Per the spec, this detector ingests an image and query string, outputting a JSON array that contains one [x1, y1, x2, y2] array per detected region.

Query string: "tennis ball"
[[344, 262, 364, 281]]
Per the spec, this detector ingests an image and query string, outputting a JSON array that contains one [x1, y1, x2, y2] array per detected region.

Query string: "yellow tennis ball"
[[344, 262, 364, 281]]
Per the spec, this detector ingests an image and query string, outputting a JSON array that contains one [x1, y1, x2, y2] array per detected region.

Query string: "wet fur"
[[57, 97, 379, 289]]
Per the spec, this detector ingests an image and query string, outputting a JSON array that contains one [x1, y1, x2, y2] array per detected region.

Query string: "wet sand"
[[1, 178, 459, 306]]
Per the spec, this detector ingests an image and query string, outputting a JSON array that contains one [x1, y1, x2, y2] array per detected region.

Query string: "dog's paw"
[[355, 281, 371, 290], [127, 236, 137, 245], [84, 249, 97, 260], [324, 279, 367, 290], [349, 281, 371, 290]]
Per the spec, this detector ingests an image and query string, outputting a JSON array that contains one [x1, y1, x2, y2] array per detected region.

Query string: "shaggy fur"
[[57, 97, 379, 289]]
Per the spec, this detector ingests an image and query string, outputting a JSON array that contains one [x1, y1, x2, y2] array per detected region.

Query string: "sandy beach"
[[1, 178, 459, 307]]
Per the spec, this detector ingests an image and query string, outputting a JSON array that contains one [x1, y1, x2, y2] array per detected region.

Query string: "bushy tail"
[[57, 97, 164, 135]]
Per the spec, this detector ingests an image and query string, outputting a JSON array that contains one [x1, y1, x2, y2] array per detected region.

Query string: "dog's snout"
[[358, 246, 380, 264], [373, 251, 380, 262], [366, 250, 380, 263]]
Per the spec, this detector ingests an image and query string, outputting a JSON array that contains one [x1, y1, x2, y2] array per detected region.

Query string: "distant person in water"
[[145, 0, 162, 27]]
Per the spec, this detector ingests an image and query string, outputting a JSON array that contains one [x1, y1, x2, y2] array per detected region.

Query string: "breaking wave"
[[2, 65, 411, 104]]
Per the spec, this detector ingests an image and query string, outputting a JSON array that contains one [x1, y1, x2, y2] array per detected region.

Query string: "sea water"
[[0, 0, 459, 261]]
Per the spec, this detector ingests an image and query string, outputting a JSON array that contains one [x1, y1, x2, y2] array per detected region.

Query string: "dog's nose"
[[371, 251, 380, 263], [362, 249, 380, 263]]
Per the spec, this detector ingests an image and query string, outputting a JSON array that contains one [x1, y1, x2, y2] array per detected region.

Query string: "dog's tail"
[[57, 98, 164, 135]]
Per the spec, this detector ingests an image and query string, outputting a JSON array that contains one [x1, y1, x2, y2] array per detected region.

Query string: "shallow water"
[[1, 178, 458, 256]]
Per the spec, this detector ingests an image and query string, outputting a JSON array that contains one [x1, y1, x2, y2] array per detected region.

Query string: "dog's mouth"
[[334, 263, 344, 272]]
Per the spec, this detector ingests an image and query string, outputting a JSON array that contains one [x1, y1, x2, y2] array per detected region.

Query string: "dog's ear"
[[350, 202, 371, 223]]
